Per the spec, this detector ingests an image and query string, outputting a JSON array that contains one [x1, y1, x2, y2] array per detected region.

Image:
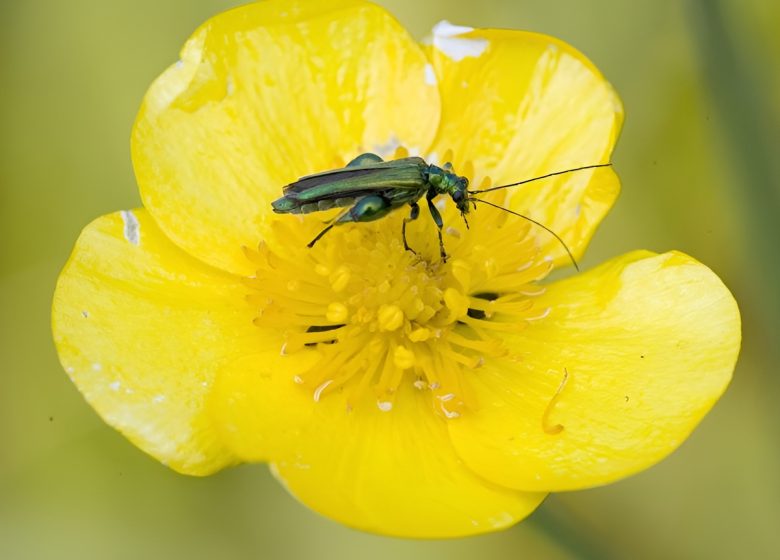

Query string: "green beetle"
[[272, 152, 609, 267]]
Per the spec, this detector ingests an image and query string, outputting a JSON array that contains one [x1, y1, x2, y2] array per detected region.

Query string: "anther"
[[393, 346, 415, 369], [326, 302, 349, 323], [378, 304, 404, 331], [330, 266, 351, 292]]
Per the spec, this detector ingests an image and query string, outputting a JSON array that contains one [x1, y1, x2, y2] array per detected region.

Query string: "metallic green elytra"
[[272, 152, 611, 267]]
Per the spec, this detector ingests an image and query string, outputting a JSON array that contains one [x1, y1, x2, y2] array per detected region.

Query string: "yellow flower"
[[52, 0, 740, 538]]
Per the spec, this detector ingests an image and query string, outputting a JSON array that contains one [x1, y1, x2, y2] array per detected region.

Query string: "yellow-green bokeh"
[[2, 0, 778, 558]]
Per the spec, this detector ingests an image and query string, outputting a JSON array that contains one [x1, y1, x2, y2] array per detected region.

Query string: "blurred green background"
[[2, 0, 778, 558]]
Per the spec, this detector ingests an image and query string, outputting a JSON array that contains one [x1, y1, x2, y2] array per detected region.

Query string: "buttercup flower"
[[52, 0, 741, 538]]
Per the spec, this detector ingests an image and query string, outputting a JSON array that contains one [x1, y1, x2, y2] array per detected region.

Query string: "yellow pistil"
[[244, 157, 560, 419]]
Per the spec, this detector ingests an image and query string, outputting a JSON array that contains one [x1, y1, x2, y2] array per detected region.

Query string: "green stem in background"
[[528, 497, 619, 560], [687, 0, 780, 342]]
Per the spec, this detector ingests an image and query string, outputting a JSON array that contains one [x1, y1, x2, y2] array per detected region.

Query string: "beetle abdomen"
[[272, 196, 356, 214]]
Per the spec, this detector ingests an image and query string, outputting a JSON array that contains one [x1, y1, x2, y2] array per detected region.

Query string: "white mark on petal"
[[377, 400, 393, 412], [280, 343, 288, 356], [153, 394, 166, 403], [432, 20, 489, 62], [424, 63, 437, 86], [433, 20, 475, 37], [293, 375, 304, 385], [313, 380, 333, 402], [175, 59, 184, 69], [445, 226, 461, 238], [92, 363, 102, 372], [488, 511, 515, 528], [120, 210, 140, 245], [81, 310, 89, 318], [109, 381, 121, 391], [437, 393, 455, 402], [226, 75, 235, 95]]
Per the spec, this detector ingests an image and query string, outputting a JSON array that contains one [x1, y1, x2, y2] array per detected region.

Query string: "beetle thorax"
[[427, 164, 470, 213]]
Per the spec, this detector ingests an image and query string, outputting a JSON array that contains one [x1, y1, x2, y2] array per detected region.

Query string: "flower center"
[[246, 159, 556, 418]]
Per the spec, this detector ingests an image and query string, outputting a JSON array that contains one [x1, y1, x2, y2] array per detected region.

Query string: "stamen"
[[525, 307, 551, 322], [542, 368, 569, 435], [248, 147, 562, 416], [313, 379, 333, 402]]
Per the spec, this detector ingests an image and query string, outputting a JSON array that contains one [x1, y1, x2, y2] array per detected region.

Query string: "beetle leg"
[[307, 207, 353, 247], [426, 192, 447, 262], [309, 195, 395, 248], [307, 223, 336, 248], [339, 195, 394, 223], [402, 202, 420, 255]]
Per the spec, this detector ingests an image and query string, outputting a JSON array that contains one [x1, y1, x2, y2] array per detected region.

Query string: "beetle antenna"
[[468, 197, 579, 271], [470, 163, 612, 194]]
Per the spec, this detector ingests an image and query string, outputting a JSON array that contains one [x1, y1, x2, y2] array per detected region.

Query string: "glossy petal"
[[427, 27, 623, 263], [213, 359, 545, 538], [132, 0, 440, 275], [448, 251, 741, 491], [210, 351, 318, 463], [52, 210, 258, 474]]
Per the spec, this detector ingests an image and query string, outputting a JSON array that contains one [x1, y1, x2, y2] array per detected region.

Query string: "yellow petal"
[[133, 0, 440, 275], [213, 359, 545, 538], [448, 251, 740, 491], [427, 27, 623, 264], [210, 352, 318, 463], [52, 210, 258, 475]]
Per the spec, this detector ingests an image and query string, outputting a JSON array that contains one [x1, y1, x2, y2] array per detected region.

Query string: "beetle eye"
[[452, 191, 463, 202]]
